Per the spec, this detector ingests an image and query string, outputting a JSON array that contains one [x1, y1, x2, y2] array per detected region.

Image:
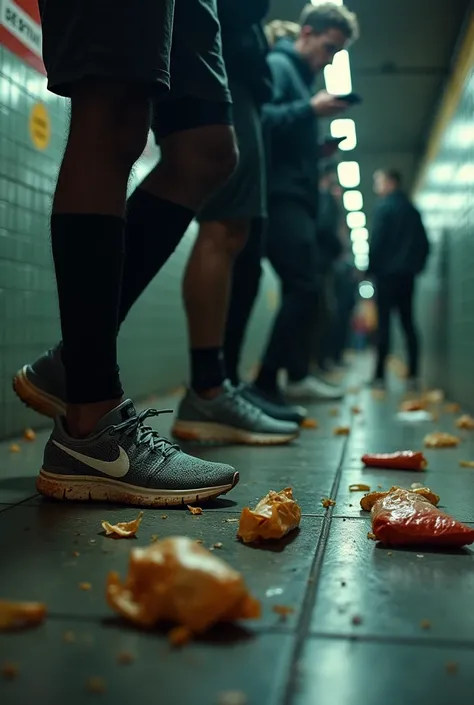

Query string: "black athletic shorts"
[[38, 0, 232, 133], [197, 79, 267, 221]]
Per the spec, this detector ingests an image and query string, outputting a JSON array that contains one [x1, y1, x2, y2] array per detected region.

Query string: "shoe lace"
[[115, 408, 179, 457]]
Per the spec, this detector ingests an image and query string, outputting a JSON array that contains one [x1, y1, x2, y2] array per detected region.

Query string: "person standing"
[[369, 169, 430, 389]]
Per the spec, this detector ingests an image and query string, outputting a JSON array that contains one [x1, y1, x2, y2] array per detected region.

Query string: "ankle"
[[193, 385, 223, 400], [66, 398, 122, 438]]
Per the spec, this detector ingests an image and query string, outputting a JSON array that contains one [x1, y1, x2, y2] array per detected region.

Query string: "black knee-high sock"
[[118, 188, 195, 326], [190, 347, 226, 392], [51, 214, 125, 403]]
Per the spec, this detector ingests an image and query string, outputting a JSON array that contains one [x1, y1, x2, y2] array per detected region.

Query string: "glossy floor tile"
[[2, 368, 474, 703]]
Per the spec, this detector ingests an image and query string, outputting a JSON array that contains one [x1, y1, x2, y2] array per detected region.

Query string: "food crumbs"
[[9, 444, 20, 453], [321, 497, 336, 508], [213, 542, 223, 549], [79, 582, 92, 591], [420, 619, 431, 630], [117, 651, 135, 665], [387, 552, 393, 556], [86, 677, 106, 693], [101, 511, 143, 538], [168, 625, 192, 648], [1, 662, 19, 680], [195, 539, 204, 544], [217, 691, 248, 705], [63, 630, 75, 643], [161, 515, 168, 520], [367, 532, 377, 541], [352, 615, 362, 625], [351, 406, 361, 414], [89, 539, 96, 544], [272, 605, 295, 620], [23, 428, 36, 441], [349, 483, 371, 492], [150, 535, 159, 543], [301, 417, 318, 429], [459, 460, 474, 468], [224, 518, 239, 523], [72, 551, 80, 557], [445, 661, 458, 675], [333, 426, 350, 436], [187, 505, 203, 515], [411, 482, 424, 489], [329, 407, 339, 416]]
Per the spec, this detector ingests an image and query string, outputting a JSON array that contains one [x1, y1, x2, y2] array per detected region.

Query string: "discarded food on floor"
[[445, 402, 461, 414], [400, 398, 426, 412], [424, 389, 444, 404], [101, 511, 144, 538], [106, 536, 260, 635], [301, 417, 318, 429], [9, 443, 20, 453], [1, 662, 19, 679], [0, 600, 47, 631], [333, 426, 350, 436], [362, 487, 474, 547], [237, 487, 301, 543], [272, 604, 295, 620], [445, 661, 458, 675], [349, 483, 371, 492], [410, 482, 424, 489], [360, 485, 440, 512], [117, 651, 135, 664], [420, 619, 431, 630], [79, 582, 92, 591], [187, 505, 203, 515], [361, 450, 427, 470], [459, 460, 474, 468], [351, 405, 361, 414], [23, 428, 36, 441], [455, 414, 474, 430], [321, 497, 336, 508], [86, 677, 107, 693], [212, 542, 223, 549], [424, 431, 460, 448], [168, 625, 192, 648]]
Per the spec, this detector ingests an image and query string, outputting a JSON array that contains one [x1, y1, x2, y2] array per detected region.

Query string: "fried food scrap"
[[101, 511, 143, 538], [224, 518, 239, 523], [63, 630, 75, 643], [361, 450, 427, 471], [168, 625, 192, 648], [150, 534, 159, 543], [351, 406, 361, 414], [349, 483, 371, 492], [445, 403, 461, 414], [117, 651, 135, 665], [79, 582, 92, 591], [333, 426, 350, 436], [9, 444, 20, 453], [367, 532, 377, 541], [1, 662, 19, 679], [445, 661, 458, 675], [424, 389, 444, 404], [161, 515, 168, 520], [400, 399, 426, 412], [456, 414, 474, 430], [365, 487, 474, 547], [0, 600, 46, 631], [187, 505, 203, 515], [301, 417, 318, 429], [420, 619, 431, 630], [321, 497, 336, 508], [360, 486, 440, 512], [106, 537, 260, 634], [424, 432, 460, 448], [86, 677, 107, 693], [212, 542, 223, 549], [459, 460, 474, 468], [272, 605, 295, 620], [411, 482, 424, 489], [23, 428, 36, 441], [237, 488, 301, 543]]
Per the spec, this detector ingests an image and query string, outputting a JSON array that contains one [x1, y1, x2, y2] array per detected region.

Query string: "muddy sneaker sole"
[[13, 366, 66, 418], [171, 420, 298, 446], [36, 468, 239, 507]]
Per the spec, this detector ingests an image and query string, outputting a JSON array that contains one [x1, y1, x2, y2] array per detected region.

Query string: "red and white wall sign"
[[0, 0, 45, 74]]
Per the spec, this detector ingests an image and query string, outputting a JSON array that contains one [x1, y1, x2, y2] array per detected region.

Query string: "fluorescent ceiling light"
[[343, 190, 363, 211], [444, 122, 474, 149], [347, 211, 366, 229], [330, 119, 357, 151], [350, 227, 368, 241], [352, 240, 369, 255], [324, 50, 352, 95], [427, 163, 455, 185], [359, 281, 374, 299], [312, 0, 343, 4], [455, 164, 474, 184], [337, 161, 360, 188]]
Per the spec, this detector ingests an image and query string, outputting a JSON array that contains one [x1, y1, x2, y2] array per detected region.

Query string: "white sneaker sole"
[[172, 420, 297, 446], [286, 388, 343, 401], [37, 468, 239, 507]]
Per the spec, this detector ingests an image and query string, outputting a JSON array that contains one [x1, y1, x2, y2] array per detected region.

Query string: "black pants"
[[224, 218, 264, 384], [375, 274, 419, 379], [261, 198, 319, 381]]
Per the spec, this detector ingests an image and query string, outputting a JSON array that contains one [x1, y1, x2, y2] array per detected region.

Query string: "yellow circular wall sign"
[[29, 102, 50, 150]]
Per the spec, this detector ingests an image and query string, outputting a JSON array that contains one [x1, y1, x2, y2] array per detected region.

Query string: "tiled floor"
[[2, 369, 474, 703]]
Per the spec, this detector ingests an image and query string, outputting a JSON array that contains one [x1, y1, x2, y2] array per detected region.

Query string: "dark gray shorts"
[[38, 0, 231, 111], [197, 79, 267, 222]]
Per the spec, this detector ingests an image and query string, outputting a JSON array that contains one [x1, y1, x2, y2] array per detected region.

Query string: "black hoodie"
[[262, 38, 319, 209]]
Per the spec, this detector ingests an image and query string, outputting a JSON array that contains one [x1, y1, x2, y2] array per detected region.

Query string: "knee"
[[198, 219, 250, 260], [69, 80, 151, 171]]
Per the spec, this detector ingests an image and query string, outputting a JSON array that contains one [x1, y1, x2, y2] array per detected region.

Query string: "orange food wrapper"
[[456, 415, 474, 430], [364, 487, 474, 547], [301, 418, 318, 429], [106, 537, 260, 633], [237, 488, 301, 543], [101, 511, 143, 538], [424, 432, 460, 448], [23, 428, 36, 441], [0, 600, 47, 630], [360, 485, 440, 512]]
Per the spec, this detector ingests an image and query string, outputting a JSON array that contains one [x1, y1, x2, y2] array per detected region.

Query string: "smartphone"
[[323, 136, 346, 146], [338, 92, 362, 105]]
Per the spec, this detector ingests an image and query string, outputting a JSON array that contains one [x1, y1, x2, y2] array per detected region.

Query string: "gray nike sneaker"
[[38, 399, 239, 506], [13, 344, 65, 418], [171, 381, 299, 445]]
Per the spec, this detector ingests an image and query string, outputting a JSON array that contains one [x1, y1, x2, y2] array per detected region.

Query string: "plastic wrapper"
[[424, 432, 460, 448], [360, 485, 439, 512], [106, 536, 260, 633], [0, 600, 47, 630], [237, 488, 301, 543], [361, 451, 427, 471], [101, 511, 143, 538], [362, 487, 474, 547]]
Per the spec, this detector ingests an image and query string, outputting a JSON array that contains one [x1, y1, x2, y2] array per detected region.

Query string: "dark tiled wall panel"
[[0, 46, 277, 438]]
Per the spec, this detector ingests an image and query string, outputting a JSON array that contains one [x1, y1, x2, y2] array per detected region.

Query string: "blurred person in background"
[[240, 2, 359, 414], [330, 250, 358, 365], [368, 168, 430, 391]]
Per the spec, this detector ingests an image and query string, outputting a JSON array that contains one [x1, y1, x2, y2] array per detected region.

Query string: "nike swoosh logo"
[[52, 441, 130, 478]]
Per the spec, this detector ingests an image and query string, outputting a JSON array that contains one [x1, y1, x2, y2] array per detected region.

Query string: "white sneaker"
[[286, 376, 344, 401]]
